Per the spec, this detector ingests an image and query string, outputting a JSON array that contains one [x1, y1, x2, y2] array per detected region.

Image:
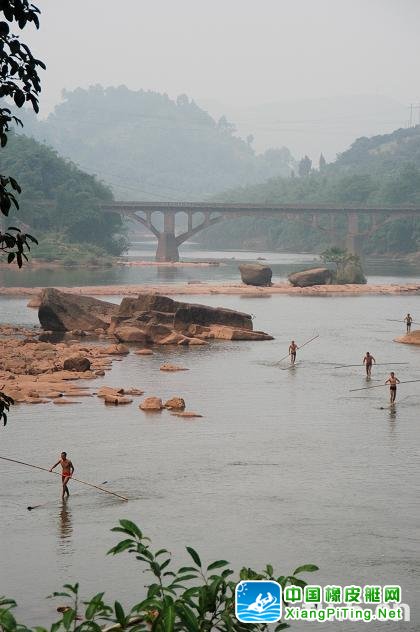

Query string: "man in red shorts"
[[50, 451, 74, 499]]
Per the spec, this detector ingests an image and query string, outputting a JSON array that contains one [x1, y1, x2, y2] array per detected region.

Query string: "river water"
[[0, 248, 419, 631]]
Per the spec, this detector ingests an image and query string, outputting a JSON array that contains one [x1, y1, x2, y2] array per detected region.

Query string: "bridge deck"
[[101, 202, 420, 214]]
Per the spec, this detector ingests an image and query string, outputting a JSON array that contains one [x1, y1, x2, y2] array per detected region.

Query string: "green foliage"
[[320, 247, 366, 284], [0, 0, 43, 264], [0, 520, 318, 631], [1, 133, 127, 255], [297, 155, 312, 177], [0, 391, 13, 426], [200, 126, 420, 255], [21, 85, 295, 200], [320, 246, 351, 269]]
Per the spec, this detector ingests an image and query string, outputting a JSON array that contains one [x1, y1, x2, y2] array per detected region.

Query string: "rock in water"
[[164, 397, 186, 410], [63, 355, 91, 372], [38, 288, 118, 332], [139, 397, 163, 411], [239, 263, 273, 286], [288, 268, 333, 287]]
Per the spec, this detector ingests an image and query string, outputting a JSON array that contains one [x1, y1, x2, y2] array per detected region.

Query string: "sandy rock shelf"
[[2, 281, 420, 298]]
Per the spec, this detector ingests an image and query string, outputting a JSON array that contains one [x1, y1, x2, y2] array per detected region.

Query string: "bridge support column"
[[156, 211, 179, 262], [346, 212, 363, 255]]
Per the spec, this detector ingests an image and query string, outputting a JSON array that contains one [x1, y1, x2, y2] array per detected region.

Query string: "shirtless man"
[[385, 372, 400, 404], [50, 452, 74, 499], [404, 313, 413, 333], [289, 340, 298, 365], [363, 351, 376, 378]]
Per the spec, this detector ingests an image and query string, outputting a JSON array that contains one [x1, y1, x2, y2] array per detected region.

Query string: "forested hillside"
[[199, 126, 420, 254], [0, 133, 125, 258], [21, 85, 295, 200]]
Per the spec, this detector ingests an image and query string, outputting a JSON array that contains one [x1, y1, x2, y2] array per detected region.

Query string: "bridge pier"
[[156, 232, 179, 262], [156, 212, 179, 261], [346, 212, 363, 255]]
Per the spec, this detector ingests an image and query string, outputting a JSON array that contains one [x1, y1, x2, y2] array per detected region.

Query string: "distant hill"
[[335, 125, 420, 173], [20, 85, 295, 200], [197, 94, 409, 161], [0, 132, 124, 256], [199, 125, 420, 254]]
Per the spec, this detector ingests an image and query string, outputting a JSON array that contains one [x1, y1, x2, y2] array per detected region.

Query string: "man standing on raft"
[[385, 372, 400, 404], [50, 452, 74, 499], [363, 351, 376, 378]]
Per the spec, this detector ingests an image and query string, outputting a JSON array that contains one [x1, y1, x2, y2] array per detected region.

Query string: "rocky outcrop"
[[239, 263, 272, 286], [394, 330, 420, 345], [37, 290, 272, 344], [288, 267, 333, 287], [39, 288, 118, 332], [0, 328, 132, 405], [109, 293, 270, 343]]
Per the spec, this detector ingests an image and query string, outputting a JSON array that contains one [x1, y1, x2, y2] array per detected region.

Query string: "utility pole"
[[408, 103, 420, 127]]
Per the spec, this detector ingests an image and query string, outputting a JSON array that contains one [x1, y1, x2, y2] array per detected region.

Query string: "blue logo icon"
[[235, 580, 282, 623]]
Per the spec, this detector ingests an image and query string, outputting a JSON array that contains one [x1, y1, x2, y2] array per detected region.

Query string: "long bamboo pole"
[[0, 455, 128, 501], [386, 319, 416, 324], [349, 379, 420, 393], [335, 362, 408, 369], [277, 334, 319, 364]]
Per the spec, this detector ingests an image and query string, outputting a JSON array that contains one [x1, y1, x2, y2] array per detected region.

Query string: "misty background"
[[3, 0, 420, 260], [25, 0, 420, 160]]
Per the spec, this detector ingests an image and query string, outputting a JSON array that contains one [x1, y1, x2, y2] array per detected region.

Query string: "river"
[[0, 248, 419, 631]]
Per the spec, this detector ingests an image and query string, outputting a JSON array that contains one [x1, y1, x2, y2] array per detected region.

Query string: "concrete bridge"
[[100, 201, 420, 261]]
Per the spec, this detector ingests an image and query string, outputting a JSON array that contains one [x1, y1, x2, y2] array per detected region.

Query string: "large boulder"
[[38, 288, 118, 332], [288, 267, 333, 287], [173, 303, 253, 331], [239, 263, 273, 287], [63, 355, 91, 372]]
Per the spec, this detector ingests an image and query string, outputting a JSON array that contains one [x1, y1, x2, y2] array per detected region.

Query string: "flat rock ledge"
[[394, 330, 420, 345], [3, 282, 420, 298]]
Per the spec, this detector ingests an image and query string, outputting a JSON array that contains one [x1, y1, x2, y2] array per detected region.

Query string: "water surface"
[[1, 291, 419, 631]]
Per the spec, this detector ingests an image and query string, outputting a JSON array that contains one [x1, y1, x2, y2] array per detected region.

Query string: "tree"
[[319, 153, 326, 171], [298, 155, 312, 177], [0, 0, 44, 425], [320, 246, 366, 284], [0, 519, 319, 630], [217, 115, 236, 135], [0, 0, 44, 267]]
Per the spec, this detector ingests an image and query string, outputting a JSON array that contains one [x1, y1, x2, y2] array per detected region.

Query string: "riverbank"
[[1, 281, 420, 298], [0, 259, 221, 270]]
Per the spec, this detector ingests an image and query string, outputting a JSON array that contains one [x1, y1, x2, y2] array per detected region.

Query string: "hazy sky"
[[26, 0, 420, 115]]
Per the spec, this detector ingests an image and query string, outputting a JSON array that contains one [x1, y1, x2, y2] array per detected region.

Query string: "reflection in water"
[[57, 500, 73, 566], [156, 265, 183, 282]]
